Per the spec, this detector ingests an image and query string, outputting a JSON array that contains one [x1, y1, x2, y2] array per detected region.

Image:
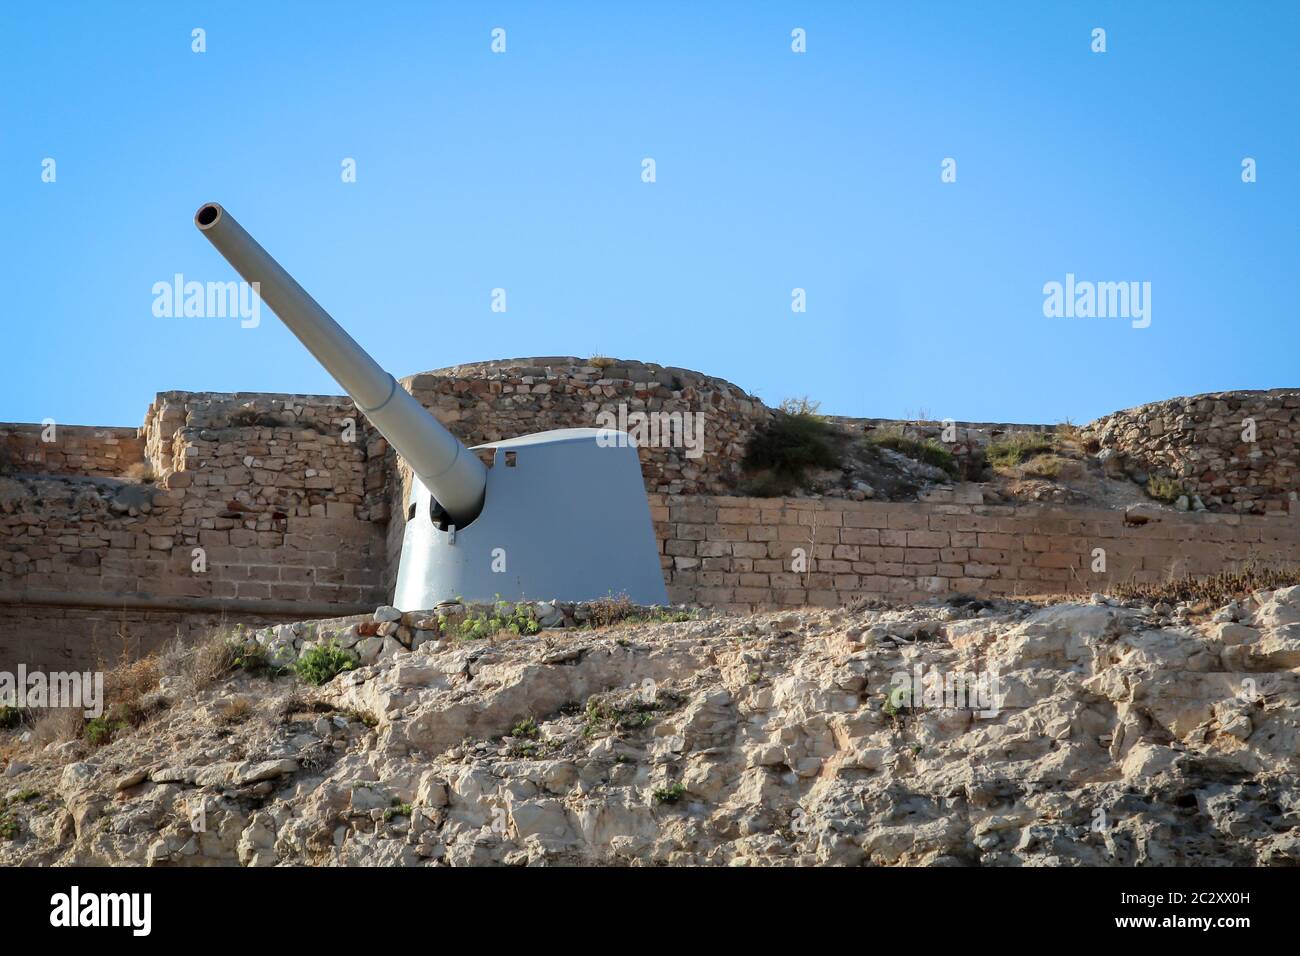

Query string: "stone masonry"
[[1085, 388, 1300, 515]]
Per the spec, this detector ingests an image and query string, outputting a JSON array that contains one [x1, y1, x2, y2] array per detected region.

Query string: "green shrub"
[[510, 717, 540, 739], [742, 407, 847, 494], [295, 641, 359, 686], [85, 716, 128, 747]]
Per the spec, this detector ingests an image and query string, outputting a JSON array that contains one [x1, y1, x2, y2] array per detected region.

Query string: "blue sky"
[[2, 1, 1296, 427]]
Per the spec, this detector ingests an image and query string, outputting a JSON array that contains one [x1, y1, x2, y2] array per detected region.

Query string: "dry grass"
[[987, 432, 1058, 472], [185, 633, 241, 690], [100, 651, 160, 724], [1021, 454, 1064, 479], [779, 396, 823, 418], [586, 594, 639, 628], [27, 707, 86, 750], [219, 697, 253, 726], [1110, 564, 1300, 608], [1054, 419, 1082, 451], [589, 354, 616, 369]]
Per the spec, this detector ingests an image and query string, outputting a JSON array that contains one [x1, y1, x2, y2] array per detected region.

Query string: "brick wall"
[[648, 494, 1300, 611]]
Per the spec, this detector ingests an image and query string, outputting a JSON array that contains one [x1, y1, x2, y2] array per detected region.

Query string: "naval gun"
[[195, 202, 668, 610]]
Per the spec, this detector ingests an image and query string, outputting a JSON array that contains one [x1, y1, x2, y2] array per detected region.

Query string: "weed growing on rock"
[[511, 717, 539, 739], [456, 602, 540, 640], [583, 692, 668, 738], [295, 641, 359, 686], [653, 782, 687, 804], [85, 715, 128, 747], [384, 800, 413, 822]]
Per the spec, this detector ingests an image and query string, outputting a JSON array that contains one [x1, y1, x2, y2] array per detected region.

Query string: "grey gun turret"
[[195, 202, 668, 610]]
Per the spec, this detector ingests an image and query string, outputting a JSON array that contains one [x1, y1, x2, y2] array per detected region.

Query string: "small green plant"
[[384, 801, 413, 822], [583, 693, 664, 738], [295, 641, 359, 686], [12, 789, 38, 803], [457, 601, 540, 640], [881, 683, 909, 719], [1145, 474, 1184, 504], [510, 717, 540, 739], [0, 812, 17, 840], [85, 715, 128, 747], [653, 782, 687, 804]]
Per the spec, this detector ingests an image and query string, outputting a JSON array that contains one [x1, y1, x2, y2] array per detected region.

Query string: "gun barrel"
[[194, 202, 486, 526]]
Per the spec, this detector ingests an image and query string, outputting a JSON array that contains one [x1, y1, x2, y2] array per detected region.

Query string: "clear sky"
[[2, 1, 1296, 428]]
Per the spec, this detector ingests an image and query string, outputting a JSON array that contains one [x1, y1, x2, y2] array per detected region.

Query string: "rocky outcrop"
[[3, 586, 1299, 867]]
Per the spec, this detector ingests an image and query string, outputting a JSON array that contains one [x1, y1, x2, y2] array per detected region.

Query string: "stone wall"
[[0, 391, 395, 669], [0, 423, 145, 478], [648, 494, 1300, 611], [4, 370, 1298, 668], [1085, 389, 1300, 515]]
